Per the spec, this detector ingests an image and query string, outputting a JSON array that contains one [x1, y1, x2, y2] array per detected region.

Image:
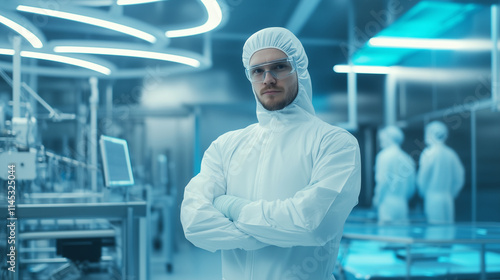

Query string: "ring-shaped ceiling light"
[[165, 0, 223, 38], [69, 0, 167, 7], [22, 51, 112, 75], [0, 0, 224, 78], [0, 47, 113, 75], [117, 0, 165, 5], [52, 41, 202, 68], [0, 10, 45, 48], [16, 3, 165, 45], [65, 0, 223, 38], [0, 61, 109, 78], [55, 47, 200, 68]]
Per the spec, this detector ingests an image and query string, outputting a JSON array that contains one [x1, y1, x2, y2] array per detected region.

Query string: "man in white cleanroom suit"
[[372, 126, 416, 224], [180, 27, 361, 280], [417, 121, 464, 224]]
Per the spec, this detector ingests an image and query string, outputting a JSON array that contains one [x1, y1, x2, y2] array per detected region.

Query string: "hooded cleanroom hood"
[[242, 27, 315, 123]]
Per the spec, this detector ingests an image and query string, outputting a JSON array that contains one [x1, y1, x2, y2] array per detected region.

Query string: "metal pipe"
[[364, 128, 374, 206], [21, 82, 56, 117], [0, 68, 14, 86], [126, 207, 135, 277], [105, 82, 113, 134], [89, 77, 99, 192], [347, 0, 358, 130], [44, 151, 98, 170], [492, 4, 499, 111], [0, 68, 75, 120], [432, 51, 438, 112], [27, 59, 38, 120], [13, 36, 21, 119], [76, 102, 86, 190], [385, 74, 397, 126], [348, 71, 358, 129], [399, 82, 407, 119], [471, 108, 477, 223], [193, 106, 201, 176], [203, 32, 212, 66]]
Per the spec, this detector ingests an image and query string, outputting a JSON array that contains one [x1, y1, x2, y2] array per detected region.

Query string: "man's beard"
[[260, 97, 290, 111], [257, 88, 298, 111]]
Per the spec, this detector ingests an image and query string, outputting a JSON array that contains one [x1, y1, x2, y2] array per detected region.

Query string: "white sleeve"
[[234, 132, 361, 247], [180, 141, 268, 252]]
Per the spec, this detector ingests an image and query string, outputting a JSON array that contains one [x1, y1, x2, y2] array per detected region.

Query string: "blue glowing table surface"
[[342, 222, 500, 244], [339, 223, 500, 280]]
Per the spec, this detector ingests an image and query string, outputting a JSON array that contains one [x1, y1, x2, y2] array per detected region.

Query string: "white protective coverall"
[[372, 127, 416, 223], [417, 121, 465, 224], [180, 27, 361, 280]]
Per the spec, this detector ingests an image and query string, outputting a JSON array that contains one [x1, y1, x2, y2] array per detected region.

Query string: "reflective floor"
[[151, 240, 222, 280], [148, 239, 500, 280]]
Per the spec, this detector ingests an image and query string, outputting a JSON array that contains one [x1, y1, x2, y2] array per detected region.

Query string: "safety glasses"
[[245, 57, 296, 83]]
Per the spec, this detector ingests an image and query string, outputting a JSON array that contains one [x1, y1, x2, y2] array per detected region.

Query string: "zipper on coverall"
[[245, 116, 277, 280]]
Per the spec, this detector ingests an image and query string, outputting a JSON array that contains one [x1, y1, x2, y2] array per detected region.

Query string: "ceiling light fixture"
[[16, 4, 157, 43], [117, 0, 164, 5], [333, 65, 392, 74], [333, 64, 486, 82], [22, 51, 112, 75], [54, 46, 201, 68], [165, 0, 222, 38], [0, 48, 15, 56], [368, 37, 493, 51], [0, 14, 43, 48], [0, 48, 111, 75]]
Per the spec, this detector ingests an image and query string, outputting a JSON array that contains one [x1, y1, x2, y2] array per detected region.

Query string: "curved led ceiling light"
[[0, 0, 221, 78], [369, 37, 493, 51], [0, 47, 112, 75], [165, 0, 222, 38], [333, 64, 488, 83], [117, 0, 165, 5], [0, 61, 108, 78], [54, 45, 201, 68], [69, 0, 166, 6], [22, 52, 112, 75], [333, 65, 392, 74], [0, 11, 45, 48], [16, 3, 165, 44], [0, 49, 15, 56]]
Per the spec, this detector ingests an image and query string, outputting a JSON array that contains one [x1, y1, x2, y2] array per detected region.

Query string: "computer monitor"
[[99, 135, 134, 187]]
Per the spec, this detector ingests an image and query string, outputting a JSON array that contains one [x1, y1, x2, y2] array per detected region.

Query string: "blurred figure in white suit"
[[418, 121, 465, 224], [373, 126, 416, 224]]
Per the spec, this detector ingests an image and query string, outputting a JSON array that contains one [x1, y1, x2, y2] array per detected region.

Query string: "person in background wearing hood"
[[372, 126, 416, 224], [180, 27, 361, 280], [417, 121, 465, 224]]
